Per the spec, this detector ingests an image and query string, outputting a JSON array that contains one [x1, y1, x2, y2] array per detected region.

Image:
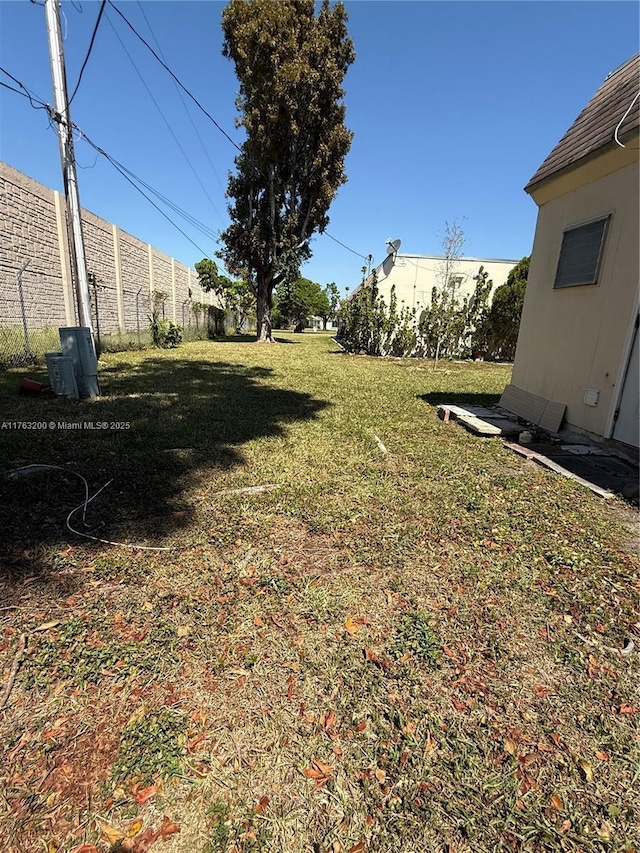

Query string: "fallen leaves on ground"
[[116, 816, 180, 852], [133, 783, 159, 805], [303, 758, 334, 787], [345, 615, 370, 636], [363, 646, 389, 670]]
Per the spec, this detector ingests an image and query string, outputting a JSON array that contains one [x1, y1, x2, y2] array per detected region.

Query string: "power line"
[[0, 80, 32, 98], [0, 67, 49, 110], [96, 148, 222, 244], [105, 9, 227, 228], [1, 74, 215, 257], [79, 130, 210, 257], [107, 0, 241, 152], [2, 65, 365, 270], [68, 0, 106, 105], [324, 230, 369, 260], [135, 0, 227, 198]]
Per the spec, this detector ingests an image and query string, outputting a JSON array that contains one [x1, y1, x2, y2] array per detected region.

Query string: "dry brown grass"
[[1, 335, 638, 853]]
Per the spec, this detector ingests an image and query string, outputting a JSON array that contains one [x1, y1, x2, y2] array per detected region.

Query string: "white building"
[[347, 252, 519, 313]]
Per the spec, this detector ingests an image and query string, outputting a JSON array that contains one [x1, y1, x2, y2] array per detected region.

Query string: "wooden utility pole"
[[44, 0, 94, 332]]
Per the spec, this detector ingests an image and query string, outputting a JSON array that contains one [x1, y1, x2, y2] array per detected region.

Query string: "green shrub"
[[150, 318, 183, 348]]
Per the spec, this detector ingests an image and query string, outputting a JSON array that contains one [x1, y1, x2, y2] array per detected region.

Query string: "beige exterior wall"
[[349, 255, 519, 313], [512, 158, 639, 438]]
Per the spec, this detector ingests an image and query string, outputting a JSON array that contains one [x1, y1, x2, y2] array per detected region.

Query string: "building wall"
[[511, 159, 640, 438], [0, 161, 217, 336], [350, 255, 519, 313]]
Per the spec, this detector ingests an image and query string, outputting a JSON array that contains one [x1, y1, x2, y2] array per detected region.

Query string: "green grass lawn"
[[0, 334, 638, 853]]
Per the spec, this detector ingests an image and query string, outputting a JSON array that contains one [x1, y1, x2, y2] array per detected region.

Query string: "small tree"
[[226, 279, 255, 333], [466, 265, 494, 356], [339, 269, 397, 355], [195, 258, 255, 334], [432, 220, 466, 367], [149, 290, 182, 348], [321, 282, 340, 329]]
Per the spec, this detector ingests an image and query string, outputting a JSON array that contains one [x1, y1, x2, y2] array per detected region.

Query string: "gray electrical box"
[[59, 326, 99, 398], [47, 355, 79, 399], [45, 351, 62, 377]]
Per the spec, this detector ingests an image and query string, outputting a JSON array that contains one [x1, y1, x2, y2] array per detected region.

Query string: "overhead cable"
[[324, 230, 369, 260], [107, 0, 241, 151], [1, 73, 217, 255], [78, 129, 211, 256], [105, 9, 227, 227], [68, 0, 106, 104], [135, 0, 227, 197], [0, 67, 49, 110], [93, 146, 222, 243]]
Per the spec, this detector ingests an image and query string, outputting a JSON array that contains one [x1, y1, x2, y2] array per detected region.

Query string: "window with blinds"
[[554, 216, 610, 289]]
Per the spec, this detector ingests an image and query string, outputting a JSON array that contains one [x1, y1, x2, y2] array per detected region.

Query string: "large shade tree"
[[219, 0, 355, 342]]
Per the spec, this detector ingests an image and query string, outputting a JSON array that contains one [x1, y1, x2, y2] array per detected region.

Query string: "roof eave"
[[524, 130, 639, 196]]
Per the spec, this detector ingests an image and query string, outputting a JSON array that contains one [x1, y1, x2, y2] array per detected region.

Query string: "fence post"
[[171, 258, 177, 323], [112, 224, 124, 335], [17, 259, 31, 358], [136, 288, 141, 345], [92, 279, 102, 354], [182, 298, 190, 336]]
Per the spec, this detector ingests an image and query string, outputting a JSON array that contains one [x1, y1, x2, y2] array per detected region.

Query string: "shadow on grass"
[[0, 356, 329, 590], [209, 334, 301, 344], [418, 392, 503, 408], [209, 334, 257, 344]]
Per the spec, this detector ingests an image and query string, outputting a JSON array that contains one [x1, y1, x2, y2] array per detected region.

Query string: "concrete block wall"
[[0, 161, 217, 343], [0, 162, 72, 330], [83, 210, 119, 335], [119, 231, 152, 332]]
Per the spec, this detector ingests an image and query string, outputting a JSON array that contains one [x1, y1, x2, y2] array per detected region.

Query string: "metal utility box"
[[45, 351, 62, 377], [59, 326, 99, 398], [47, 355, 79, 399]]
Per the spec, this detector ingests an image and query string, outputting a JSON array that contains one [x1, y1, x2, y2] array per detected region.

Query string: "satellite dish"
[[386, 238, 401, 255]]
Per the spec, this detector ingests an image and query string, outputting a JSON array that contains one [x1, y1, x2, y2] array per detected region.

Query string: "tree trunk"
[[256, 278, 274, 342]]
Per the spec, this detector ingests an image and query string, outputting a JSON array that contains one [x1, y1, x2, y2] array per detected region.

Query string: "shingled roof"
[[525, 54, 640, 193]]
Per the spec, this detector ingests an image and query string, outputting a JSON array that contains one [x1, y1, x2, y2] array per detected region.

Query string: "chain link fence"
[[0, 263, 69, 367], [0, 264, 241, 367]]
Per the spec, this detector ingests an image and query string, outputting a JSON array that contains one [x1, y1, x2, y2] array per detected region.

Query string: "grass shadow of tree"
[[0, 357, 329, 591]]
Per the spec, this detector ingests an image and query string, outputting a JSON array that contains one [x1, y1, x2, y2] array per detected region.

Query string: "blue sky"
[[1, 1, 638, 295]]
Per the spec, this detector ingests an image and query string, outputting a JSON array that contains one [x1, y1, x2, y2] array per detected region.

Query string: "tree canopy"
[[195, 258, 255, 333], [219, 0, 355, 341], [485, 256, 530, 360], [272, 277, 329, 331]]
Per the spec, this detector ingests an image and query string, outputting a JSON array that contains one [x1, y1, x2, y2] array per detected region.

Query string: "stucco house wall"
[[512, 161, 639, 438], [509, 54, 639, 446]]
